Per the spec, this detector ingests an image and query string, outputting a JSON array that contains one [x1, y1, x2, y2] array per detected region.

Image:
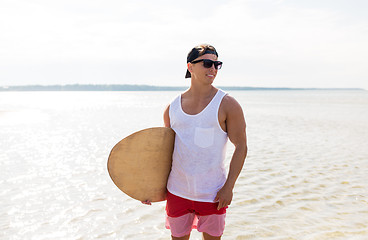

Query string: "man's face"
[[188, 53, 219, 83]]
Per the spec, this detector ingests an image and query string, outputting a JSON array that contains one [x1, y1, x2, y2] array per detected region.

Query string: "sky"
[[0, 0, 367, 89]]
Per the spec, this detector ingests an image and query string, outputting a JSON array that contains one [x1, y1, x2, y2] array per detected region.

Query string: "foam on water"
[[0, 90, 367, 239]]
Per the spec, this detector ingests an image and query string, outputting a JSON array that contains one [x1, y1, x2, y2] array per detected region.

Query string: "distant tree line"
[[0, 84, 363, 91]]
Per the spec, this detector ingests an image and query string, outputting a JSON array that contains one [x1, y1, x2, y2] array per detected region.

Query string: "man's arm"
[[142, 104, 171, 206], [163, 104, 170, 127], [215, 95, 247, 210]]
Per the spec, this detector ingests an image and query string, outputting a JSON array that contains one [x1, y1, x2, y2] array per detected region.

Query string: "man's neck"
[[188, 85, 216, 99], [188, 79, 216, 99]]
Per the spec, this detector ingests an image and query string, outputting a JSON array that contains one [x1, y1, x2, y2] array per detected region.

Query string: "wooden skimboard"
[[107, 127, 175, 202]]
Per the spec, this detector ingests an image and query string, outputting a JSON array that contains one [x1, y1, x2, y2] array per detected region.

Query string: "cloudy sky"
[[1, 0, 367, 89]]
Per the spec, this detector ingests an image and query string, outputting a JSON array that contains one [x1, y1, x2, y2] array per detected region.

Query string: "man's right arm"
[[142, 104, 171, 206], [163, 104, 170, 127]]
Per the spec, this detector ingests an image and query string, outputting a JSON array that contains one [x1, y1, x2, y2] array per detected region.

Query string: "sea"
[[0, 90, 367, 240]]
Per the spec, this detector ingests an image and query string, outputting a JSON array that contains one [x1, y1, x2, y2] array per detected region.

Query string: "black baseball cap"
[[185, 44, 218, 78]]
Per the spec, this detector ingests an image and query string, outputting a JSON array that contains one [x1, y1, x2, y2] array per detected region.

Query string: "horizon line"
[[0, 84, 365, 91]]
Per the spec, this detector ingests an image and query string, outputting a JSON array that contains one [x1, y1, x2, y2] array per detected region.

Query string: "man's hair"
[[187, 44, 218, 63], [185, 44, 218, 78]]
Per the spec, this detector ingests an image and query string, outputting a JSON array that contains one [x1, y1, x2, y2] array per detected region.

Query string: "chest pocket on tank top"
[[194, 127, 214, 148]]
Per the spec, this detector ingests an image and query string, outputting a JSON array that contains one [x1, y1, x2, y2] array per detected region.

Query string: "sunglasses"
[[191, 59, 223, 70]]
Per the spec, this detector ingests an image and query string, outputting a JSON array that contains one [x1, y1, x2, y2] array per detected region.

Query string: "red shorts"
[[166, 191, 227, 217], [165, 191, 227, 237]]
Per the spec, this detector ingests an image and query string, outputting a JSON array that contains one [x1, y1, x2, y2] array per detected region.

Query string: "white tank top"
[[167, 89, 228, 202]]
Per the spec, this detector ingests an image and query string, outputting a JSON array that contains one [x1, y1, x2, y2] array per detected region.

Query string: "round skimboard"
[[107, 127, 175, 202]]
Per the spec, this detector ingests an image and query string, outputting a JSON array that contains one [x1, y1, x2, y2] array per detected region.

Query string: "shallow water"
[[0, 90, 367, 239]]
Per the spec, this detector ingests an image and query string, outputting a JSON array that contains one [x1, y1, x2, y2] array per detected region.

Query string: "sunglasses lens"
[[202, 60, 213, 68], [215, 62, 222, 70]]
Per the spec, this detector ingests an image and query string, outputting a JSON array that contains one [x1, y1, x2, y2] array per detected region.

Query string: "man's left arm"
[[215, 96, 247, 210]]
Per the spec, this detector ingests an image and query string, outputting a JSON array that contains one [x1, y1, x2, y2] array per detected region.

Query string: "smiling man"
[[163, 44, 248, 240]]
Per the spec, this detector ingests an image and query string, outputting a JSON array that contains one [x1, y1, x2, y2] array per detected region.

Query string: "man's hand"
[[214, 185, 233, 210], [141, 200, 152, 205]]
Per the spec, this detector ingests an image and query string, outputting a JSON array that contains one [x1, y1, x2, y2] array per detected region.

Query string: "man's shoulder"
[[221, 94, 242, 110]]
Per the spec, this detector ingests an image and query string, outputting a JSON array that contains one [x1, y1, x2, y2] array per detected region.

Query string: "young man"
[[163, 44, 247, 239]]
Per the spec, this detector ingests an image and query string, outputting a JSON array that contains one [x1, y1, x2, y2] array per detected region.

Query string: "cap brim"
[[185, 69, 191, 78]]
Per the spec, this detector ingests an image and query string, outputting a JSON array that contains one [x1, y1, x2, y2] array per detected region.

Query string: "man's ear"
[[187, 62, 192, 74]]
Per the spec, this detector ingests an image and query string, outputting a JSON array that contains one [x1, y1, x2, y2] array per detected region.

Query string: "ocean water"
[[0, 90, 367, 240]]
